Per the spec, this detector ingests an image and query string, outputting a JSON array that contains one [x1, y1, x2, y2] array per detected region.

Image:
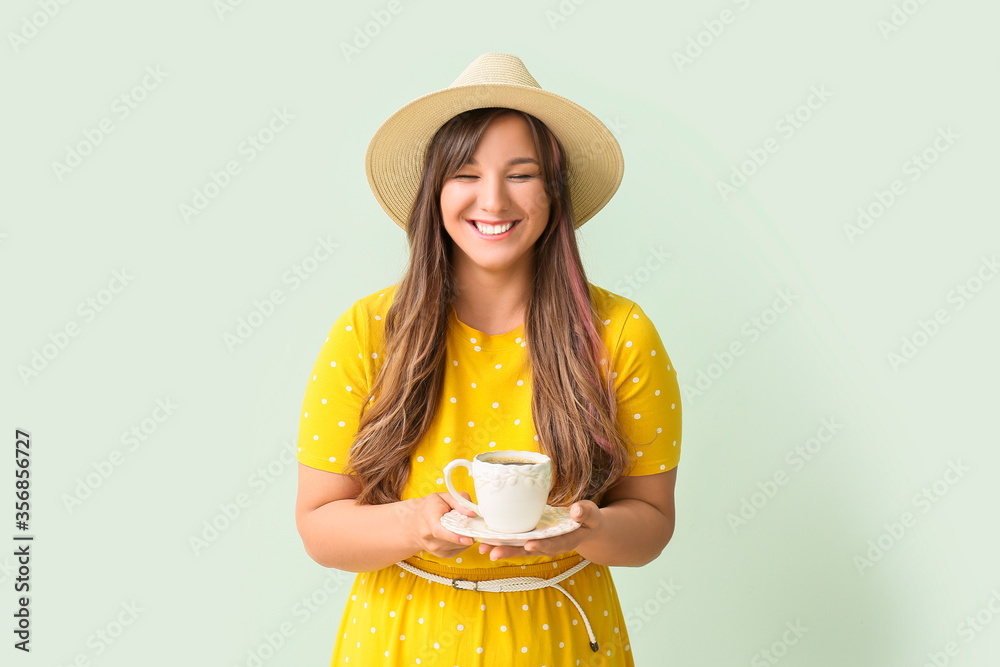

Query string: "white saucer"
[[440, 505, 581, 546]]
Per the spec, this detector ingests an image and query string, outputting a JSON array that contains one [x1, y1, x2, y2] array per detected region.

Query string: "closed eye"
[[452, 174, 536, 180]]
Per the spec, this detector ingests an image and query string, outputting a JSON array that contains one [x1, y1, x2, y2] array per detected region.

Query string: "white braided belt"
[[394, 558, 599, 652]]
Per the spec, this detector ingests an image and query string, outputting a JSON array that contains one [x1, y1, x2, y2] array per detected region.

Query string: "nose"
[[478, 174, 510, 215]]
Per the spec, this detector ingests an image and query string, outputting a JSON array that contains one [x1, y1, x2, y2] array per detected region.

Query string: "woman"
[[294, 52, 681, 666]]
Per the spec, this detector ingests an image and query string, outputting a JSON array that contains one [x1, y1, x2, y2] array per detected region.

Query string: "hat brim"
[[365, 83, 624, 231]]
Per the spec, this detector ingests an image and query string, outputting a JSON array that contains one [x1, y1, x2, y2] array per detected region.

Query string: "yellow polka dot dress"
[[296, 283, 682, 666]]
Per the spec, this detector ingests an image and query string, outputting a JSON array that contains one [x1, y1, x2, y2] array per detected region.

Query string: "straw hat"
[[365, 52, 624, 232]]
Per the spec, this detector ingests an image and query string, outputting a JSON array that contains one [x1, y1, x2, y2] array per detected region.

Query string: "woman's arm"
[[477, 466, 678, 566], [295, 463, 478, 573]]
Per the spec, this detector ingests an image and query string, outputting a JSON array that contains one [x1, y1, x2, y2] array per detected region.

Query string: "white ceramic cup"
[[442, 450, 553, 533]]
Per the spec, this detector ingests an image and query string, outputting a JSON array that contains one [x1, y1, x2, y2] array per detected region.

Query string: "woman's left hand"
[[477, 500, 602, 561]]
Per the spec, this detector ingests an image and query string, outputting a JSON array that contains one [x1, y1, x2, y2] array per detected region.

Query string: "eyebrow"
[[465, 157, 540, 167]]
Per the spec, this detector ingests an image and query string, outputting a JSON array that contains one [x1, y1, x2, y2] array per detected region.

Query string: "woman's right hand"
[[406, 491, 478, 559]]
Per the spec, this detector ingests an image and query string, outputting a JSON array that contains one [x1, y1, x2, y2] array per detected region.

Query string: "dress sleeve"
[[295, 301, 370, 474], [612, 302, 682, 475]]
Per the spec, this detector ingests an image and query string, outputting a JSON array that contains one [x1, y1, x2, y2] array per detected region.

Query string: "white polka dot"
[[450, 396, 457, 403], [655, 389, 661, 396], [407, 594, 412, 600], [559, 642, 565, 648], [556, 601, 562, 607], [500, 625, 507, 632], [303, 412, 308, 418], [456, 557, 462, 563], [439, 601, 446, 607], [660, 464, 666, 470], [417, 456, 424, 462], [632, 377, 639, 383], [481, 604, 486, 611], [522, 604, 529, 610], [457, 624, 464, 630], [468, 421, 474, 427], [495, 363, 502, 369], [400, 634, 405, 640], [321, 398, 328, 404], [313, 435, 319, 440], [346, 385, 352, 392], [444, 437, 451, 443], [470, 337, 477, 344], [313, 375, 317, 380], [330, 361, 337, 367], [474, 345, 481, 351], [338, 421, 346, 427], [516, 379, 524, 386], [374, 314, 381, 320], [370, 626, 375, 633], [489, 441, 496, 447], [673, 440, 678, 446], [390, 611, 396, 617], [671, 403, 676, 409], [325, 337, 329, 342], [521, 647, 527, 653], [384, 652, 389, 658], [346, 325, 352, 331], [371, 352, 378, 359], [612, 371, 618, 378], [379, 587, 385, 593], [471, 382, 476, 388], [657, 427, 663, 433], [614, 626, 619, 633], [520, 341, 526, 347], [534, 435, 539, 441], [297, 447, 301, 453], [434, 642, 440, 649], [514, 419, 520, 425], [572, 619, 578, 625], [543, 623, 549, 630], [651, 349, 656, 356], [633, 313, 639, 319], [603, 319, 611, 325], [436, 478, 444, 484], [418, 617, 424, 624], [351, 595, 356, 600], [453, 360, 458, 366], [637, 451, 643, 457], [515, 337, 522, 343], [634, 413, 641, 419], [477, 648, 484, 654], [492, 402, 499, 408], [625, 340, 632, 347], [329, 456, 336, 462]]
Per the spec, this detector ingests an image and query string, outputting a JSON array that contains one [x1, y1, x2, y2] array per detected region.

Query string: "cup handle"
[[442, 459, 479, 516]]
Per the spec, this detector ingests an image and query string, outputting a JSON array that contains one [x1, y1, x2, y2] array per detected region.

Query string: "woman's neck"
[[450, 262, 533, 335]]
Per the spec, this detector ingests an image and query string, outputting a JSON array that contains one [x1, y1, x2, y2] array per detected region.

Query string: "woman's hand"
[[477, 500, 602, 561], [407, 491, 478, 559]]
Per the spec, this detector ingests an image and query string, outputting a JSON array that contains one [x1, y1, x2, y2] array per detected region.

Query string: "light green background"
[[2, 1, 999, 665]]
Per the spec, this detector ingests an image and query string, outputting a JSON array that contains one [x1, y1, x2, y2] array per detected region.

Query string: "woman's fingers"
[[439, 490, 478, 516]]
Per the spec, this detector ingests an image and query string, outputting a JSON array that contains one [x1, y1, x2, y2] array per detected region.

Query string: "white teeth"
[[473, 220, 515, 235]]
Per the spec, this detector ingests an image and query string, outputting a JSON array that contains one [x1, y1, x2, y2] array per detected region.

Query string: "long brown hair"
[[346, 107, 639, 506]]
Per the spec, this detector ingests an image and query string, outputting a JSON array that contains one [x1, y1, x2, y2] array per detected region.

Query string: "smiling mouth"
[[468, 219, 520, 235]]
